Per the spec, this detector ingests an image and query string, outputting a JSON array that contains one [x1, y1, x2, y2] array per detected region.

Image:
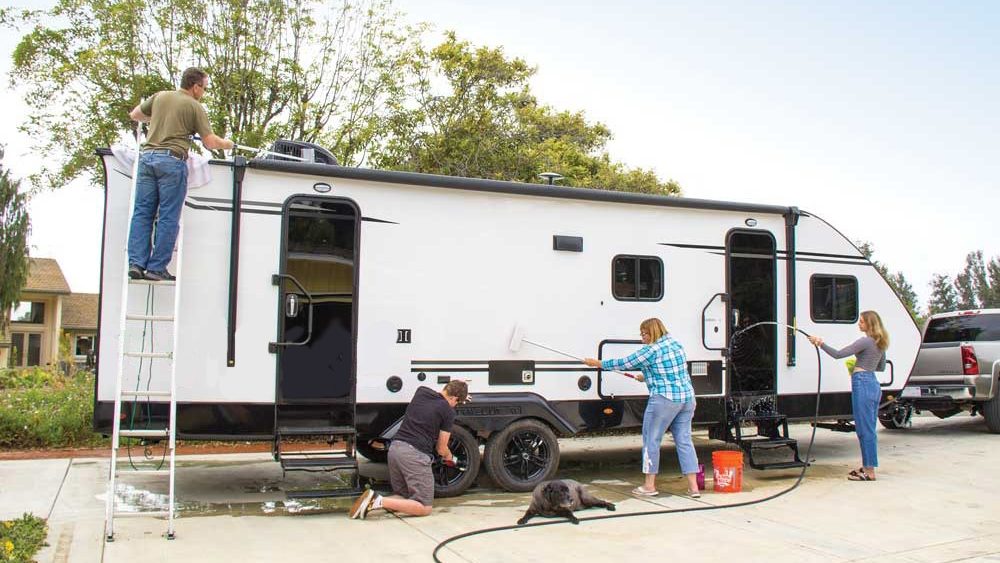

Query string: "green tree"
[[953, 250, 999, 309], [857, 241, 920, 322], [4, 0, 417, 189], [927, 273, 958, 315], [375, 32, 681, 194], [0, 153, 32, 358]]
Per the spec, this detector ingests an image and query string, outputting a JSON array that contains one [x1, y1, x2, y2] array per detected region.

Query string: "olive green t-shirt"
[[139, 90, 215, 159]]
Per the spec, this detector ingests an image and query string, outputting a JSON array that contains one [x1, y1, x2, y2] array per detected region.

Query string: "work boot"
[[143, 270, 176, 282], [128, 264, 145, 280]]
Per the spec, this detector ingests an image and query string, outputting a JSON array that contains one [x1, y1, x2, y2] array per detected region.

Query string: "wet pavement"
[[2, 414, 998, 562]]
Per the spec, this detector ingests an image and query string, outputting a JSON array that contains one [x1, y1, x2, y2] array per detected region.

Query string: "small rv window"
[[613, 255, 663, 301], [810, 275, 858, 323]]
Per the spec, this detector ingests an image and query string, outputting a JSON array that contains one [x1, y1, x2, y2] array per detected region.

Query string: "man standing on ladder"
[[127, 67, 233, 281]]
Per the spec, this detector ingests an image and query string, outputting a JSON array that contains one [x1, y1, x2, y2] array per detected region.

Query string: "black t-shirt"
[[393, 386, 456, 455]]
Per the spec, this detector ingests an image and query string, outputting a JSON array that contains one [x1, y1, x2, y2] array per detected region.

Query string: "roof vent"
[[267, 139, 338, 165]]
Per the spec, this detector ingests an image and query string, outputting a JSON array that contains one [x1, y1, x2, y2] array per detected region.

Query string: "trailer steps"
[[722, 394, 807, 471], [274, 419, 363, 498]]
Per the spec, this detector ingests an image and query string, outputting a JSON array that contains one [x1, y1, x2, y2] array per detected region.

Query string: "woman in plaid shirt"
[[585, 318, 700, 497]]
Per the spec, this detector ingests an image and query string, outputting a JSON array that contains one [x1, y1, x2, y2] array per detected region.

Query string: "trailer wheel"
[[356, 439, 388, 463], [484, 419, 560, 492], [878, 402, 913, 430], [432, 425, 481, 498], [983, 391, 1000, 434]]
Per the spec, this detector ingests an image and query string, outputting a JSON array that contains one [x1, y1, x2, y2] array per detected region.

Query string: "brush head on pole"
[[509, 324, 525, 352]]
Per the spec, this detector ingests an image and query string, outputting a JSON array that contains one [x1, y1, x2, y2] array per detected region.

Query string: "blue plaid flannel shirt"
[[601, 334, 695, 402]]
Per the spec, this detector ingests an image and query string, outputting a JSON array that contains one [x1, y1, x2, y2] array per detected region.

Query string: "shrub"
[[0, 370, 105, 449], [0, 513, 47, 563]]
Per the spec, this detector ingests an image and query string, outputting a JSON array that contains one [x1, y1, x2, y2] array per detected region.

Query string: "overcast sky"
[[2, 0, 997, 311]]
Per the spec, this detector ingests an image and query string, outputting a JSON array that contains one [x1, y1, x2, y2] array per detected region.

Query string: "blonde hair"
[[861, 310, 889, 351], [640, 318, 668, 342]]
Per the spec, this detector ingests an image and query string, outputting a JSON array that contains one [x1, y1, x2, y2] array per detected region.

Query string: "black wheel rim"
[[432, 435, 470, 487], [501, 430, 550, 482]]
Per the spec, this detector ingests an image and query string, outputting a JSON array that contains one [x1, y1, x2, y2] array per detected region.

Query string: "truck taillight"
[[961, 345, 979, 375]]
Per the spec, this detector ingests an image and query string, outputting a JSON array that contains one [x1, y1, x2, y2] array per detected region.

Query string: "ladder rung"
[[128, 279, 176, 286], [116, 469, 171, 476], [112, 510, 171, 518], [123, 351, 172, 359], [119, 429, 171, 439], [125, 314, 175, 322], [121, 390, 173, 398]]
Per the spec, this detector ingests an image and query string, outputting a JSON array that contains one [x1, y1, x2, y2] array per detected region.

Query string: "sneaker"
[[143, 270, 176, 282], [349, 489, 375, 519], [128, 264, 145, 280]]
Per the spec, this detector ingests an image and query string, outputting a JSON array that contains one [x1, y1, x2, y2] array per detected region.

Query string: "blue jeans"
[[852, 371, 881, 467], [127, 151, 188, 273], [641, 395, 699, 475]]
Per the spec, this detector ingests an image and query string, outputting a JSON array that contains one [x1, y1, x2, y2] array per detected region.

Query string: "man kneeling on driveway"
[[350, 380, 469, 519]]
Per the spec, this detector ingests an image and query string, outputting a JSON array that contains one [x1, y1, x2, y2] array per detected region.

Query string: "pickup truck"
[[881, 309, 1000, 432]]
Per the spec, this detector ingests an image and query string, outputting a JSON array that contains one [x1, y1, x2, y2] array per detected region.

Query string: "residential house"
[[2, 258, 98, 369]]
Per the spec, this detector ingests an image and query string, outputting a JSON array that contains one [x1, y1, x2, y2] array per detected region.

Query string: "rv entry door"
[[726, 230, 777, 396], [276, 197, 359, 403]]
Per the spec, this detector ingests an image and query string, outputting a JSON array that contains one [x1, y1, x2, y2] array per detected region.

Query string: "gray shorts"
[[388, 440, 434, 507]]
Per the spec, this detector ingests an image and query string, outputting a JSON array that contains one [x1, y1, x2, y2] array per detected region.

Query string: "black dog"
[[517, 479, 615, 525]]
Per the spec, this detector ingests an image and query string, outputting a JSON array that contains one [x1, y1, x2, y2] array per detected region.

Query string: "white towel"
[[110, 144, 213, 189]]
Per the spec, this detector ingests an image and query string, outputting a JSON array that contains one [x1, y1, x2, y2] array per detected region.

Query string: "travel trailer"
[[94, 142, 920, 496]]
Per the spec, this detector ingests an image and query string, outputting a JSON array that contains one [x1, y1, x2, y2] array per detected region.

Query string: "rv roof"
[[96, 148, 796, 216], [249, 158, 797, 216]]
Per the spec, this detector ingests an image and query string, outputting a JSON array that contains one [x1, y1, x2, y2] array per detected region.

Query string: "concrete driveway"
[[2, 414, 998, 562]]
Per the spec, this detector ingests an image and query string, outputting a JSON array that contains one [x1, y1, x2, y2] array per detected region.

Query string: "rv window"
[[613, 255, 663, 301], [810, 275, 858, 323]]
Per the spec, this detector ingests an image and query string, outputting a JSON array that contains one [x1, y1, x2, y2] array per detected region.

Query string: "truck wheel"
[[432, 425, 481, 498], [878, 403, 912, 430], [356, 439, 388, 463], [983, 391, 1000, 434], [484, 419, 560, 492]]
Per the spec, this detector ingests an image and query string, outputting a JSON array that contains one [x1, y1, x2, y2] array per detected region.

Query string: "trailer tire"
[[983, 392, 1000, 434], [483, 419, 560, 492], [356, 439, 389, 463], [432, 425, 481, 498]]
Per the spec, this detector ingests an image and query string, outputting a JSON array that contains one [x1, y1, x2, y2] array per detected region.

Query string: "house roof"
[[24, 258, 71, 294], [61, 293, 98, 330]]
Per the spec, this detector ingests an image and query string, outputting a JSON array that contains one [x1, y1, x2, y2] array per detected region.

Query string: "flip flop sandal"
[[847, 470, 876, 481], [631, 487, 659, 496], [687, 489, 702, 499]]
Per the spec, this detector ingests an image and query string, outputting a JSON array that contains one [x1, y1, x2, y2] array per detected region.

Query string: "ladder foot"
[[106, 535, 115, 543], [166, 532, 176, 540]]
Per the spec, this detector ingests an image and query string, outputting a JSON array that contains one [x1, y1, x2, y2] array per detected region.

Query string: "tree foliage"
[[4, 0, 417, 188], [935, 251, 1000, 311], [926, 274, 958, 315], [0, 160, 31, 341], [4, 4, 680, 195], [376, 33, 681, 194], [857, 242, 920, 322]]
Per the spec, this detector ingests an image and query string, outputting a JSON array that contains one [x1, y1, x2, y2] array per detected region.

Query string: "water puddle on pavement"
[[106, 444, 849, 519]]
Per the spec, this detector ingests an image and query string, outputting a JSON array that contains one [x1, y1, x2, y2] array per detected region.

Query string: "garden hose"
[[432, 322, 823, 563]]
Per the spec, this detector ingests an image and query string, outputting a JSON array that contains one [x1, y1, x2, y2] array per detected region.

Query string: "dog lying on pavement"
[[517, 479, 616, 525]]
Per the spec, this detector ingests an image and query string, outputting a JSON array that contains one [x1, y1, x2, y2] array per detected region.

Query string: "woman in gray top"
[[808, 310, 889, 481]]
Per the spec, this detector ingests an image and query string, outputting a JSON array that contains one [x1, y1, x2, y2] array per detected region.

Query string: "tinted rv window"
[[613, 255, 663, 301], [810, 275, 858, 323], [923, 313, 1000, 343]]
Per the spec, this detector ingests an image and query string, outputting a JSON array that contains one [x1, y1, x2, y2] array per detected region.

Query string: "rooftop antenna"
[[538, 172, 564, 185]]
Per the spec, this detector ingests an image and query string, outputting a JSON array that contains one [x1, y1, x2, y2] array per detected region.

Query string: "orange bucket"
[[712, 450, 744, 493]]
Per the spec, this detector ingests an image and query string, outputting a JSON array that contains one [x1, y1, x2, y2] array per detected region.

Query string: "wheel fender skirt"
[[454, 393, 576, 436]]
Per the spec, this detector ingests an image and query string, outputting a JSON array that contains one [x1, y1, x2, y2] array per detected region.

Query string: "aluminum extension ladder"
[[104, 153, 184, 542]]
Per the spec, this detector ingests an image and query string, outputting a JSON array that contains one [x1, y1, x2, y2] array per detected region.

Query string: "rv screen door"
[[726, 230, 777, 395], [277, 198, 359, 402]]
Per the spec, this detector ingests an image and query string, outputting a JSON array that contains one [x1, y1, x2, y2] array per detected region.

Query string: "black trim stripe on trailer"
[[660, 242, 868, 263], [183, 200, 395, 223]]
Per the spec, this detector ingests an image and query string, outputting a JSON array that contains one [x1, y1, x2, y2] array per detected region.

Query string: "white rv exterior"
[[95, 147, 920, 489]]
